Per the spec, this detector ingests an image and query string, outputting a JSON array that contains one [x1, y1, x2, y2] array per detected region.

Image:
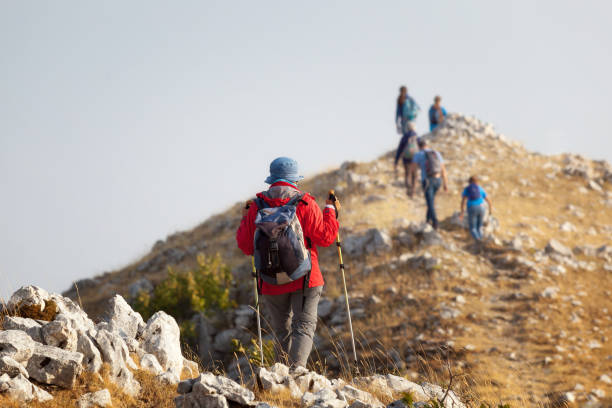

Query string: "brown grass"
[[0, 364, 177, 408]]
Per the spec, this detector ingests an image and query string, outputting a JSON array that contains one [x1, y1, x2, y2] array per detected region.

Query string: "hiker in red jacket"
[[236, 157, 340, 368]]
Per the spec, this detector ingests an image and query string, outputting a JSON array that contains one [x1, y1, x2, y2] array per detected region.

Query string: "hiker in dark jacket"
[[394, 128, 418, 196], [236, 157, 339, 368], [428, 95, 447, 131], [460, 176, 493, 241], [411, 139, 448, 229]]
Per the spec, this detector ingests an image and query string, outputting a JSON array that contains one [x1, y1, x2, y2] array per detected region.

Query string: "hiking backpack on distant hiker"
[[253, 194, 312, 286], [403, 134, 418, 160], [466, 183, 481, 200], [404, 97, 420, 122], [424, 150, 442, 177]]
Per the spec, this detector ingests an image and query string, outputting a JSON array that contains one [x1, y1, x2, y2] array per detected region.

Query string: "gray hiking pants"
[[263, 285, 322, 368]]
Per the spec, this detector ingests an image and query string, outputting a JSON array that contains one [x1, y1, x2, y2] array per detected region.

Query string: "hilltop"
[[63, 114, 612, 407]]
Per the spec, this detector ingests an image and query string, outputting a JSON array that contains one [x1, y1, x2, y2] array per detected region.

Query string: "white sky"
[[1, 1, 611, 299]]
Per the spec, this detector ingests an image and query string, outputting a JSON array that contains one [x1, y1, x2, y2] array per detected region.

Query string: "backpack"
[[404, 134, 418, 160], [253, 194, 312, 286], [424, 150, 442, 177], [466, 184, 481, 200], [404, 97, 420, 121]]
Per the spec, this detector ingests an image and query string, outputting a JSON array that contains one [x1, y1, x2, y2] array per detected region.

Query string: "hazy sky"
[[1, 1, 611, 299]]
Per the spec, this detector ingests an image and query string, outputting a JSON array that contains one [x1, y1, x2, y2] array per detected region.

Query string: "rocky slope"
[[0, 285, 466, 408], [63, 114, 612, 407]]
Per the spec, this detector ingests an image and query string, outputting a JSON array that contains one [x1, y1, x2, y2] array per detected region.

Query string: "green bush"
[[133, 253, 235, 343]]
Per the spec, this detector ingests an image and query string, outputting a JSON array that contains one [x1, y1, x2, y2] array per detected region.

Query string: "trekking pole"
[[251, 256, 264, 366], [245, 200, 265, 366], [328, 190, 357, 364]]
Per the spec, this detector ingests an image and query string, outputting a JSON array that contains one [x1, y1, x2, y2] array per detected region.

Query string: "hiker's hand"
[[459, 211, 464, 221], [243, 200, 253, 217], [326, 197, 341, 212], [443, 184, 448, 193]]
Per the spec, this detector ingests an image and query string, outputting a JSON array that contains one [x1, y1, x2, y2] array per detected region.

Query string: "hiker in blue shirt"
[[410, 138, 448, 229], [394, 128, 418, 196], [460, 176, 493, 241], [395, 86, 420, 135], [428, 95, 447, 131]]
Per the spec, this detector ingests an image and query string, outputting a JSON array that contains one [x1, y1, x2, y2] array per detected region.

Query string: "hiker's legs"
[[475, 204, 486, 239], [422, 180, 432, 224], [287, 285, 322, 368], [402, 159, 410, 192], [467, 205, 480, 240], [263, 293, 292, 362], [424, 178, 442, 228], [467, 204, 486, 240]]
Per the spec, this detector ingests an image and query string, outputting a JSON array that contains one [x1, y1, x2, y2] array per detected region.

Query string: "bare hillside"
[[65, 114, 612, 407]]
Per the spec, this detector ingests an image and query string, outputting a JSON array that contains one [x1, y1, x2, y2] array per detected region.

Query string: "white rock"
[[599, 374, 612, 384], [0, 316, 43, 342], [0, 372, 53, 403], [545, 239, 573, 257], [77, 389, 112, 408], [94, 329, 140, 396], [192, 372, 255, 406], [336, 384, 383, 408], [420, 382, 466, 408], [157, 370, 180, 385], [0, 330, 36, 363], [141, 311, 183, 378], [77, 330, 103, 373], [42, 315, 79, 351], [140, 353, 164, 375], [0, 356, 29, 378], [26, 343, 83, 388], [541, 287, 560, 299], [7, 286, 50, 315], [102, 294, 145, 340]]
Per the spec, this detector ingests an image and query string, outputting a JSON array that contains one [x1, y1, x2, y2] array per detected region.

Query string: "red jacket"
[[236, 182, 339, 295]]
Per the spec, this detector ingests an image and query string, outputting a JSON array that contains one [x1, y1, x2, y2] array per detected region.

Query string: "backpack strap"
[[254, 197, 267, 210]]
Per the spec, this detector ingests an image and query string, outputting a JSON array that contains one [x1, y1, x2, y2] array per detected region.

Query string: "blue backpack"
[[253, 194, 312, 286], [403, 97, 420, 121], [466, 184, 481, 200]]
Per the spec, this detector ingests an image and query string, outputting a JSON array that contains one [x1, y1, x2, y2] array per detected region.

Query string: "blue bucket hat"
[[265, 157, 304, 184]]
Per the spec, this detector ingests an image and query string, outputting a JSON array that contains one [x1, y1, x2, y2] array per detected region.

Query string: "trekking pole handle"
[[328, 190, 339, 219]]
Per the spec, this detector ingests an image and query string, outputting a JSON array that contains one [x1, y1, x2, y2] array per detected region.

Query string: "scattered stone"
[[140, 353, 164, 376], [77, 389, 112, 408], [545, 239, 573, 257], [0, 373, 53, 403], [0, 356, 29, 378], [94, 329, 140, 396]]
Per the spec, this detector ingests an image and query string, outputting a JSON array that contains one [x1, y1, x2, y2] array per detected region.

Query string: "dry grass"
[[0, 364, 177, 408]]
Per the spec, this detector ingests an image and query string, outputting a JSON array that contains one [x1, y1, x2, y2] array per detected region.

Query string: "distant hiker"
[[394, 127, 418, 196], [460, 176, 493, 241], [428, 95, 447, 131], [236, 157, 340, 368], [396, 86, 420, 135], [411, 138, 448, 229]]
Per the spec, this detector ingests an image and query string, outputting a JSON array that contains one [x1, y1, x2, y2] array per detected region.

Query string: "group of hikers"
[[394, 85, 492, 239], [234, 86, 493, 371]]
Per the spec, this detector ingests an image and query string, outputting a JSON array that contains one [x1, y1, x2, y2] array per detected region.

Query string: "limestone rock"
[[94, 329, 140, 396], [0, 316, 43, 342], [181, 372, 255, 406], [0, 330, 36, 364], [77, 389, 112, 408], [26, 343, 84, 388], [545, 239, 573, 258], [0, 373, 53, 403], [0, 356, 29, 378], [42, 315, 79, 351], [7, 286, 54, 320], [140, 353, 164, 376], [141, 311, 183, 377], [102, 294, 145, 340], [77, 330, 103, 373], [336, 385, 383, 407]]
